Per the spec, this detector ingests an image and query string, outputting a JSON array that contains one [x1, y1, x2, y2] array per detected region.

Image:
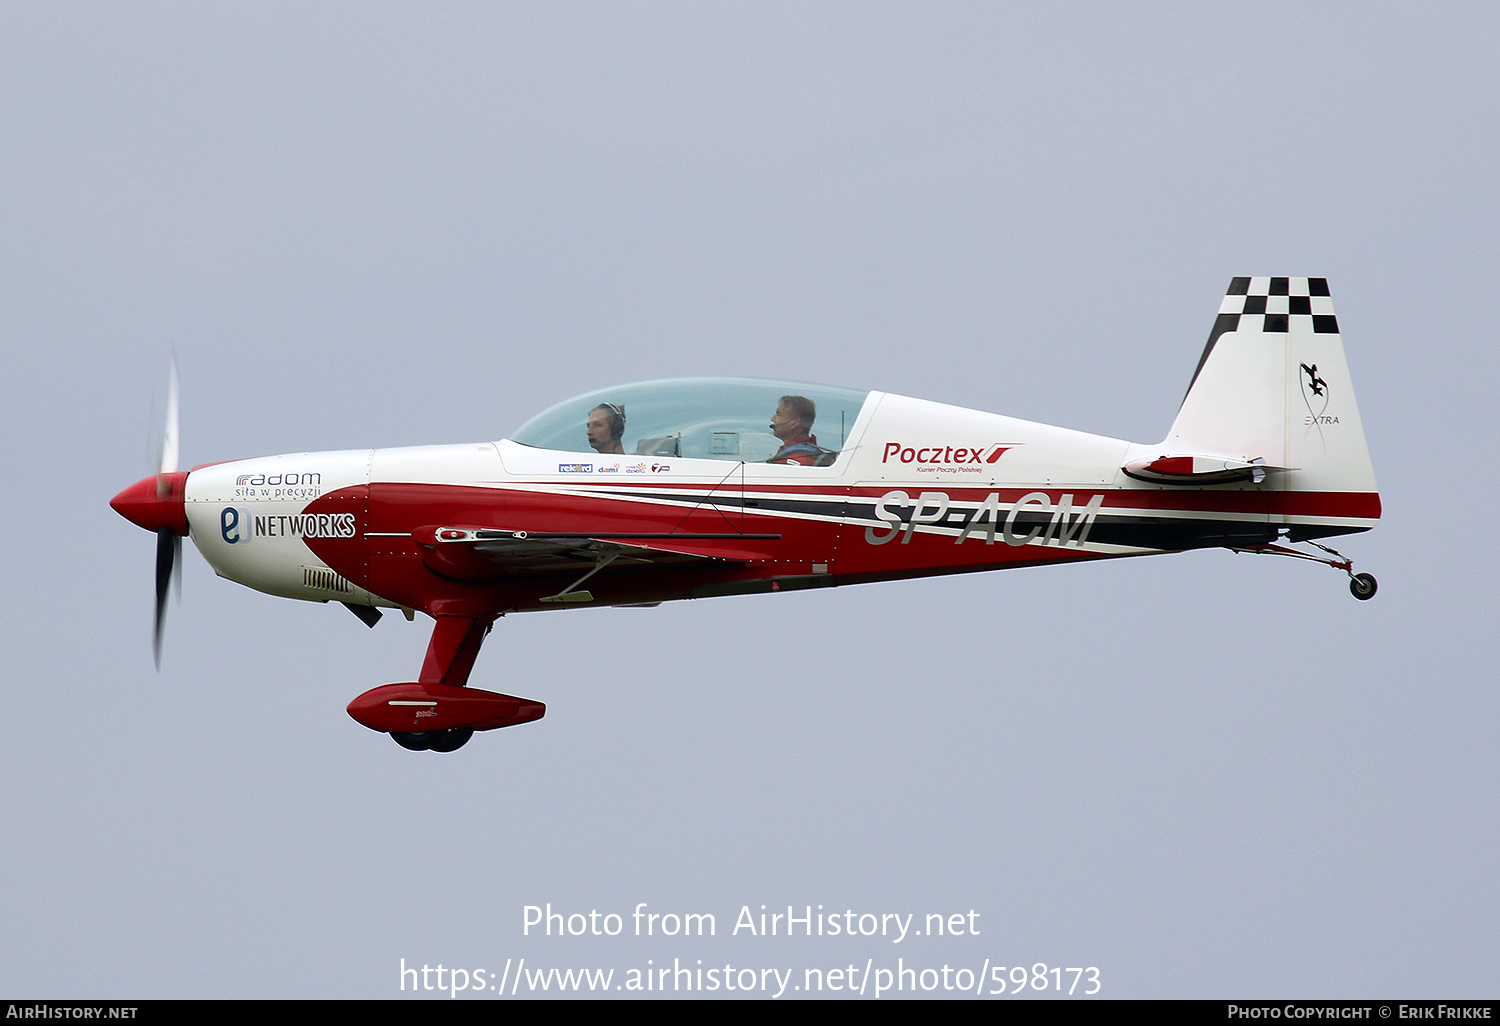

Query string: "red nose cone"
[[111, 472, 190, 535]]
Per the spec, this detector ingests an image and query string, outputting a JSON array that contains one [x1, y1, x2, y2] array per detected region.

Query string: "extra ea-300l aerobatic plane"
[[113, 277, 1379, 752]]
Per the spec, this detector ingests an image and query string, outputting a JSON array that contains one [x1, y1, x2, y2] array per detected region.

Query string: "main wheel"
[[427, 727, 474, 752], [1349, 573, 1377, 600], [391, 731, 436, 751]]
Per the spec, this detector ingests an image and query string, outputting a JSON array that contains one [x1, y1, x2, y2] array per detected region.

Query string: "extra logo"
[[881, 443, 1015, 474], [1300, 363, 1338, 426], [220, 506, 357, 545]]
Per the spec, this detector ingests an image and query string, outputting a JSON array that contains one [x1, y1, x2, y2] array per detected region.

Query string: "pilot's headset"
[[600, 403, 626, 442]]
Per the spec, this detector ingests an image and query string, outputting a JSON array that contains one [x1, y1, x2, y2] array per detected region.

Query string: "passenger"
[[766, 395, 827, 465], [586, 403, 626, 455]]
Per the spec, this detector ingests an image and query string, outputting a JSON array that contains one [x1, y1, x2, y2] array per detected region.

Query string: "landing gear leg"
[[1231, 539, 1378, 601], [360, 614, 505, 752]]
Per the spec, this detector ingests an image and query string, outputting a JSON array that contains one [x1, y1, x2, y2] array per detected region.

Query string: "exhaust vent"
[[303, 565, 353, 594]]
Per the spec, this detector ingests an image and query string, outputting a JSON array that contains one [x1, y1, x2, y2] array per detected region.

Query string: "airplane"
[[112, 276, 1380, 752]]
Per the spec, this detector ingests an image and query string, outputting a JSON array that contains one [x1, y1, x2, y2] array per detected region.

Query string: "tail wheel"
[[1231, 542, 1379, 602]]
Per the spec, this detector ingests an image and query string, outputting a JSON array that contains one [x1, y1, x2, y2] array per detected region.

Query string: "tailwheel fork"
[[1230, 539, 1378, 601]]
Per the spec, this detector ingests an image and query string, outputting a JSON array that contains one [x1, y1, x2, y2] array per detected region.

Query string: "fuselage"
[[175, 388, 1377, 621]]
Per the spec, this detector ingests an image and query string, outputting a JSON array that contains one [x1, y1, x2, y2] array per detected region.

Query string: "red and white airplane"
[[112, 277, 1379, 752]]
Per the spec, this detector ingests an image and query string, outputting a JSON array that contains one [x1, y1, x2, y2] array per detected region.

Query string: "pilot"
[[766, 395, 827, 465], [586, 403, 626, 455]]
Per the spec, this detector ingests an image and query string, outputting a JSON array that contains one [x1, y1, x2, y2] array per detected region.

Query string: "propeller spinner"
[[111, 358, 188, 667]]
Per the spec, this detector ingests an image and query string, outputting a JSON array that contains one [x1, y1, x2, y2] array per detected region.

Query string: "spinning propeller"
[[111, 358, 191, 667], [152, 359, 181, 666]]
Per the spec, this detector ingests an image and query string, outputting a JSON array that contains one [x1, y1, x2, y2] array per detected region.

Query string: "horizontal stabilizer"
[[1123, 454, 1292, 485]]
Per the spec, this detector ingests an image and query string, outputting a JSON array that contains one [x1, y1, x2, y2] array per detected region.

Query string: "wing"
[[411, 525, 779, 602]]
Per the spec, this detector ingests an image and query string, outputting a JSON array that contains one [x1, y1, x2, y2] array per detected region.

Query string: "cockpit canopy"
[[509, 377, 870, 464]]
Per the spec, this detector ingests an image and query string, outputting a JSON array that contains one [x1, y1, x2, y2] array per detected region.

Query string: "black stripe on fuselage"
[[570, 487, 1366, 550]]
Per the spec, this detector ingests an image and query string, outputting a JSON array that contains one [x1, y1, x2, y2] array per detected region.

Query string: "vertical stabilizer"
[[1164, 277, 1379, 530]]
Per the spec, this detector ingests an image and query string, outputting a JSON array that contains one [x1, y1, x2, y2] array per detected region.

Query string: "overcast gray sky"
[[2, 2, 1496, 999]]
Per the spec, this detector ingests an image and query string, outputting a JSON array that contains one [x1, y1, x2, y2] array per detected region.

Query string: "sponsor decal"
[[556, 460, 665, 475], [880, 442, 1015, 473], [864, 489, 1103, 548], [220, 506, 356, 544], [233, 470, 323, 500]]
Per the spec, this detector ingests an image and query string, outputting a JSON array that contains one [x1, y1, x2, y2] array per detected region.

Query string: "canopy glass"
[[510, 377, 870, 464]]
